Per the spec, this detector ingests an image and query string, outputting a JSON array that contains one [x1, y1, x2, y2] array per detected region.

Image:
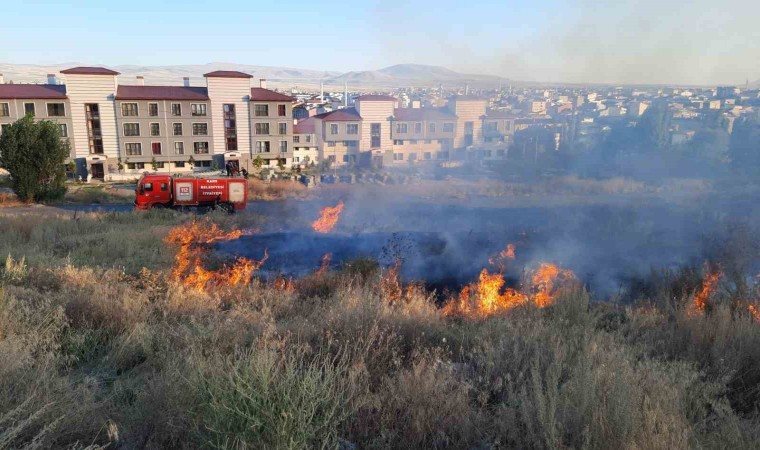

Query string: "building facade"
[[0, 66, 297, 179], [1, 65, 520, 177]]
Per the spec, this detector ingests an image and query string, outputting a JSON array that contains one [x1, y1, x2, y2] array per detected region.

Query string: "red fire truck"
[[134, 174, 248, 211]]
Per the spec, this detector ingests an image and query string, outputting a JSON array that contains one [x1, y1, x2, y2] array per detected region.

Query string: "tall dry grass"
[[0, 212, 757, 448]]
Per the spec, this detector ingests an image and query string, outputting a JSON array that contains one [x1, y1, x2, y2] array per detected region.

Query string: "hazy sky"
[[1, 0, 758, 85]]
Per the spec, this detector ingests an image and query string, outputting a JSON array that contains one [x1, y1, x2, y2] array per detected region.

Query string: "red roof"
[[250, 87, 294, 102], [0, 84, 67, 99], [115, 85, 209, 101], [203, 70, 253, 79], [294, 117, 316, 134], [393, 107, 457, 121], [60, 66, 120, 75], [314, 107, 362, 121], [355, 94, 397, 102]]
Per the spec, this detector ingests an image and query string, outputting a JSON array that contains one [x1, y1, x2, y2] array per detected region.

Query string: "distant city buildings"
[[0, 65, 758, 179]]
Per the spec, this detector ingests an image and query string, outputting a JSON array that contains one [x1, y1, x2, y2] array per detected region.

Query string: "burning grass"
[[312, 200, 345, 233], [0, 213, 759, 448], [164, 219, 268, 291]]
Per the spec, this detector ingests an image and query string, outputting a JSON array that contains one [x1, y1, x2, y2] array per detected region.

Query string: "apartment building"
[[250, 81, 296, 167], [0, 66, 297, 179], [307, 94, 500, 167], [292, 117, 319, 167], [0, 75, 75, 159]]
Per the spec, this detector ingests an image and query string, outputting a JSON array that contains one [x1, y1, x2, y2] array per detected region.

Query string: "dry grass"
[[0, 213, 758, 448]]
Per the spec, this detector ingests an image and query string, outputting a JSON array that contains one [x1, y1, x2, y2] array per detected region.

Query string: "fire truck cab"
[[135, 173, 247, 211]]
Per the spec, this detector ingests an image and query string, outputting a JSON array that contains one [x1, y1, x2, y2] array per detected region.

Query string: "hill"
[[0, 62, 505, 89]]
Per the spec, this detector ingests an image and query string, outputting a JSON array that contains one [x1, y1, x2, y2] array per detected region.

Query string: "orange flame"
[[312, 201, 345, 233], [316, 253, 332, 277], [443, 262, 575, 318], [165, 220, 266, 291], [693, 267, 722, 313], [488, 243, 516, 272], [748, 304, 760, 323], [381, 261, 403, 304]]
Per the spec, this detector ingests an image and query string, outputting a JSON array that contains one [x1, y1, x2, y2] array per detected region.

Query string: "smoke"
[[373, 0, 760, 85], [218, 182, 759, 299]]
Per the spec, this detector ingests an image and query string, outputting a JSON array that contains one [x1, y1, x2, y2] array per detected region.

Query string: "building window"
[[0, 103, 9, 117], [346, 140, 358, 148], [424, 152, 431, 160], [396, 123, 408, 134], [171, 103, 181, 116], [194, 160, 212, 168], [347, 123, 358, 135], [293, 135, 300, 143], [436, 151, 450, 159], [173, 123, 183, 136], [193, 142, 210, 154], [127, 162, 145, 170], [278, 122, 287, 135], [256, 141, 270, 153], [408, 153, 417, 161], [123, 123, 140, 136], [393, 140, 404, 145], [393, 153, 403, 161], [279, 141, 288, 153], [255, 123, 270, 135], [85, 103, 103, 154], [443, 122, 455, 132], [370, 123, 381, 147], [59, 124, 68, 137], [175, 142, 184, 155], [254, 104, 268, 117], [121, 103, 138, 116], [125, 143, 142, 156], [278, 104, 286, 116], [152, 142, 162, 155], [192, 123, 208, 136], [24, 103, 35, 116], [223, 104, 237, 151], [328, 155, 336, 162], [305, 135, 311, 143], [330, 123, 339, 135], [428, 122, 436, 133], [424, 139, 432, 144], [150, 123, 160, 137], [191, 104, 207, 116], [175, 161, 185, 168], [327, 141, 336, 147], [149, 103, 159, 117], [47, 103, 66, 117], [414, 122, 422, 134]]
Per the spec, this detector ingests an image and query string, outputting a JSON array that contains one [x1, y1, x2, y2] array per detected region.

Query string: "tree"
[[729, 115, 760, 173], [0, 116, 69, 202], [151, 157, 159, 171], [253, 155, 264, 169], [636, 102, 672, 151]]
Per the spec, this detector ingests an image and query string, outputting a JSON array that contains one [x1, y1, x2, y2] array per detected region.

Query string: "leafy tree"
[[729, 115, 760, 173], [117, 157, 124, 173], [0, 116, 69, 202], [211, 160, 219, 172], [151, 157, 159, 171], [253, 155, 264, 169], [636, 102, 672, 151]]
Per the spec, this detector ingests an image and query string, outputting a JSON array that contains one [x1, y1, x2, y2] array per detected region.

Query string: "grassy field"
[[0, 210, 758, 449]]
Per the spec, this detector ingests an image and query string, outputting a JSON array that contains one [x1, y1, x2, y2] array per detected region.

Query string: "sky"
[[1, 0, 758, 85]]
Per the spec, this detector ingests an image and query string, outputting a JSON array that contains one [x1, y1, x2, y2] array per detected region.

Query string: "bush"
[[0, 116, 69, 202]]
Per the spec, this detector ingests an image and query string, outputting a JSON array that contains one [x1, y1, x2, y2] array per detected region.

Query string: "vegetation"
[[0, 212, 758, 449], [0, 116, 69, 202]]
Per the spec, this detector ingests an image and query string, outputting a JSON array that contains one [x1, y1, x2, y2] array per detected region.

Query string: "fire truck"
[[134, 174, 247, 211]]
